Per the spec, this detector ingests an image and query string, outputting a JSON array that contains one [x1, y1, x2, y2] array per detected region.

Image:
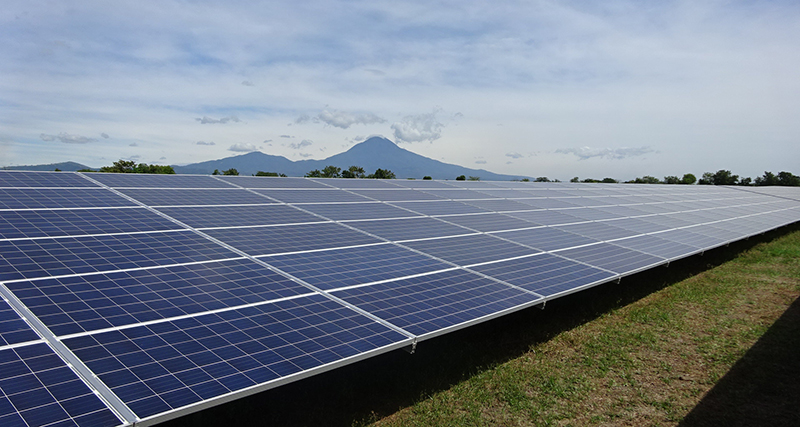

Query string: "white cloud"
[[298, 152, 313, 158], [195, 116, 241, 124], [100, 132, 110, 139], [280, 135, 294, 139], [505, 152, 523, 159], [289, 139, 313, 150], [391, 111, 444, 143], [316, 109, 386, 129], [555, 146, 655, 160], [195, 141, 216, 146], [40, 133, 97, 144], [228, 143, 260, 152], [129, 142, 138, 147], [241, 80, 255, 86], [475, 160, 487, 164]]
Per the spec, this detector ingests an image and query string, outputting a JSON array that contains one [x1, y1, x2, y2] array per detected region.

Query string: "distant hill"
[[1, 161, 92, 172], [174, 137, 530, 180]]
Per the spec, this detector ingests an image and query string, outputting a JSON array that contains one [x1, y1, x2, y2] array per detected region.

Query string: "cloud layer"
[[555, 146, 655, 160]]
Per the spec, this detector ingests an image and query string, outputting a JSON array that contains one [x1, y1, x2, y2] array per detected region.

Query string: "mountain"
[[174, 137, 530, 180], [1, 161, 92, 171]]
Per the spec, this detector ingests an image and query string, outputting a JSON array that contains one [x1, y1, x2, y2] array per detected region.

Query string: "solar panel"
[[0, 170, 798, 426]]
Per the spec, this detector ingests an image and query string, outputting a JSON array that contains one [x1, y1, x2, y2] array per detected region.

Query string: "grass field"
[[166, 223, 800, 427]]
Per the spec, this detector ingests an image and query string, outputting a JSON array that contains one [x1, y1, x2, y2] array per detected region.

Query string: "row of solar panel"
[[2, 171, 799, 427]]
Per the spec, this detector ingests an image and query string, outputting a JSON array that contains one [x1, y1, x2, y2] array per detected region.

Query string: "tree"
[[601, 178, 618, 183], [698, 172, 714, 185], [98, 160, 175, 174], [341, 166, 366, 179], [422, 176, 432, 180], [254, 171, 286, 177], [456, 175, 466, 181], [305, 169, 322, 178], [222, 168, 239, 176], [632, 175, 660, 184], [212, 169, 221, 175], [712, 169, 738, 185], [534, 177, 550, 182], [738, 177, 752, 186], [777, 171, 800, 186], [368, 168, 396, 179], [520, 178, 530, 182], [663, 175, 681, 184], [468, 176, 480, 181], [570, 177, 580, 183], [755, 171, 777, 186], [321, 165, 341, 178], [681, 173, 696, 185]]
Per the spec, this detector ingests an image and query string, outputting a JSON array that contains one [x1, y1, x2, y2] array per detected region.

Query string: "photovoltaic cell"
[[419, 189, 494, 200], [554, 222, 639, 241], [0, 188, 136, 210], [345, 217, 472, 241], [491, 227, 600, 252], [652, 229, 727, 250], [6, 258, 312, 336], [0, 208, 182, 240], [299, 203, 421, 221], [0, 171, 98, 188], [333, 269, 541, 337], [349, 189, 444, 202], [438, 213, 535, 232], [390, 200, 491, 216], [514, 198, 581, 209], [610, 235, 701, 260], [0, 343, 122, 427], [263, 244, 452, 290], [311, 178, 397, 188], [155, 204, 320, 228], [88, 173, 233, 189], [470, 253, 617, 297], [119, 188, 271, 206], [505, 210, 583, 226], [0, 299, 40, 347], [0, 230, 239, 282], [216, 176, 329, 189], [403, 234, 540, 266], [62, 294, 409, 419], [556, 243, 666, 275], [253, 189, 372, 204], [205, 223, 382, 256], [460, 199, 533, 212]]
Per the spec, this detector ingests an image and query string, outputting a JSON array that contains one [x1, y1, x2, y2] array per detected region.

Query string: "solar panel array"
[[1, 170, 799, 426]]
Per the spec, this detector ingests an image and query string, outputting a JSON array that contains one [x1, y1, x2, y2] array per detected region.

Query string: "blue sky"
[[2, 1, 798, 181]]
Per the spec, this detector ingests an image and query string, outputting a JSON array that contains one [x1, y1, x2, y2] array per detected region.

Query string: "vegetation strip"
[[370, 225, 800, 427]]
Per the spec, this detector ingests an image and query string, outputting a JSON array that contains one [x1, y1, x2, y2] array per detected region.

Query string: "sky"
[[2, 0, 799, 181]]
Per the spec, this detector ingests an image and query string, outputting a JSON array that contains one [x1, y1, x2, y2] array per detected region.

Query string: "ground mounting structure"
[[1, 170, 799, 426]]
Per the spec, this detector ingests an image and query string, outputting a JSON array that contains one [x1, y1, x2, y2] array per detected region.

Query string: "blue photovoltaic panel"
[[419, 189, 493, 200], [403, 234, 540, 266], [491, 227, 600, 252], [556, 243, 666, 275], [6, 258, 312, 336], [652, 228, 727, 249], [253, 189, 372, 204], [390, 200, 491, 216], [562, 197, 616, 207], [345, 217, 472, 241], [333, 269, 541, 337], [438, 213, 535, 232], [470, 190, 531, 199], [604, 217, 670, 234], [206, 223, 381, 256], [0, 188, 136, 210], [0, 171, 98, 188], [554, 222, 639, 241], [63, 294, 409, 419], [445, 181, 500, 189], [470, 253, 617, 297], [312, 178, 397, 188], [505, 210, 583, 226], [155, 204, 321, 228], [387, 180, 456, 189], [263, 244, 452, 290], [0, 299, 40, 347], [88, 173, 233, 189], [0, 230, 239, 282], [349, 189, 444, 202], [299, 202, 421, 221], [0, 343, 122, 427], [216, 176, 329, 189], [461, 199, 534, 212], [514, 198, 582, 209], [610, 235, 701, 260], [0, 208, 182, 240], [119, 188, 270, 206], [561, 207, 622, 221]]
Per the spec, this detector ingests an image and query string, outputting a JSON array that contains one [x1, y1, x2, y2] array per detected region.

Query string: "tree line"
[[565, 170, 799, 186], [304, 165, 397, 179]]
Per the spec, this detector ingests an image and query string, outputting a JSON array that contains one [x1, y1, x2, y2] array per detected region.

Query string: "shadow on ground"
[[679, 295, 800, 427], [163, 224, 798, 427]]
